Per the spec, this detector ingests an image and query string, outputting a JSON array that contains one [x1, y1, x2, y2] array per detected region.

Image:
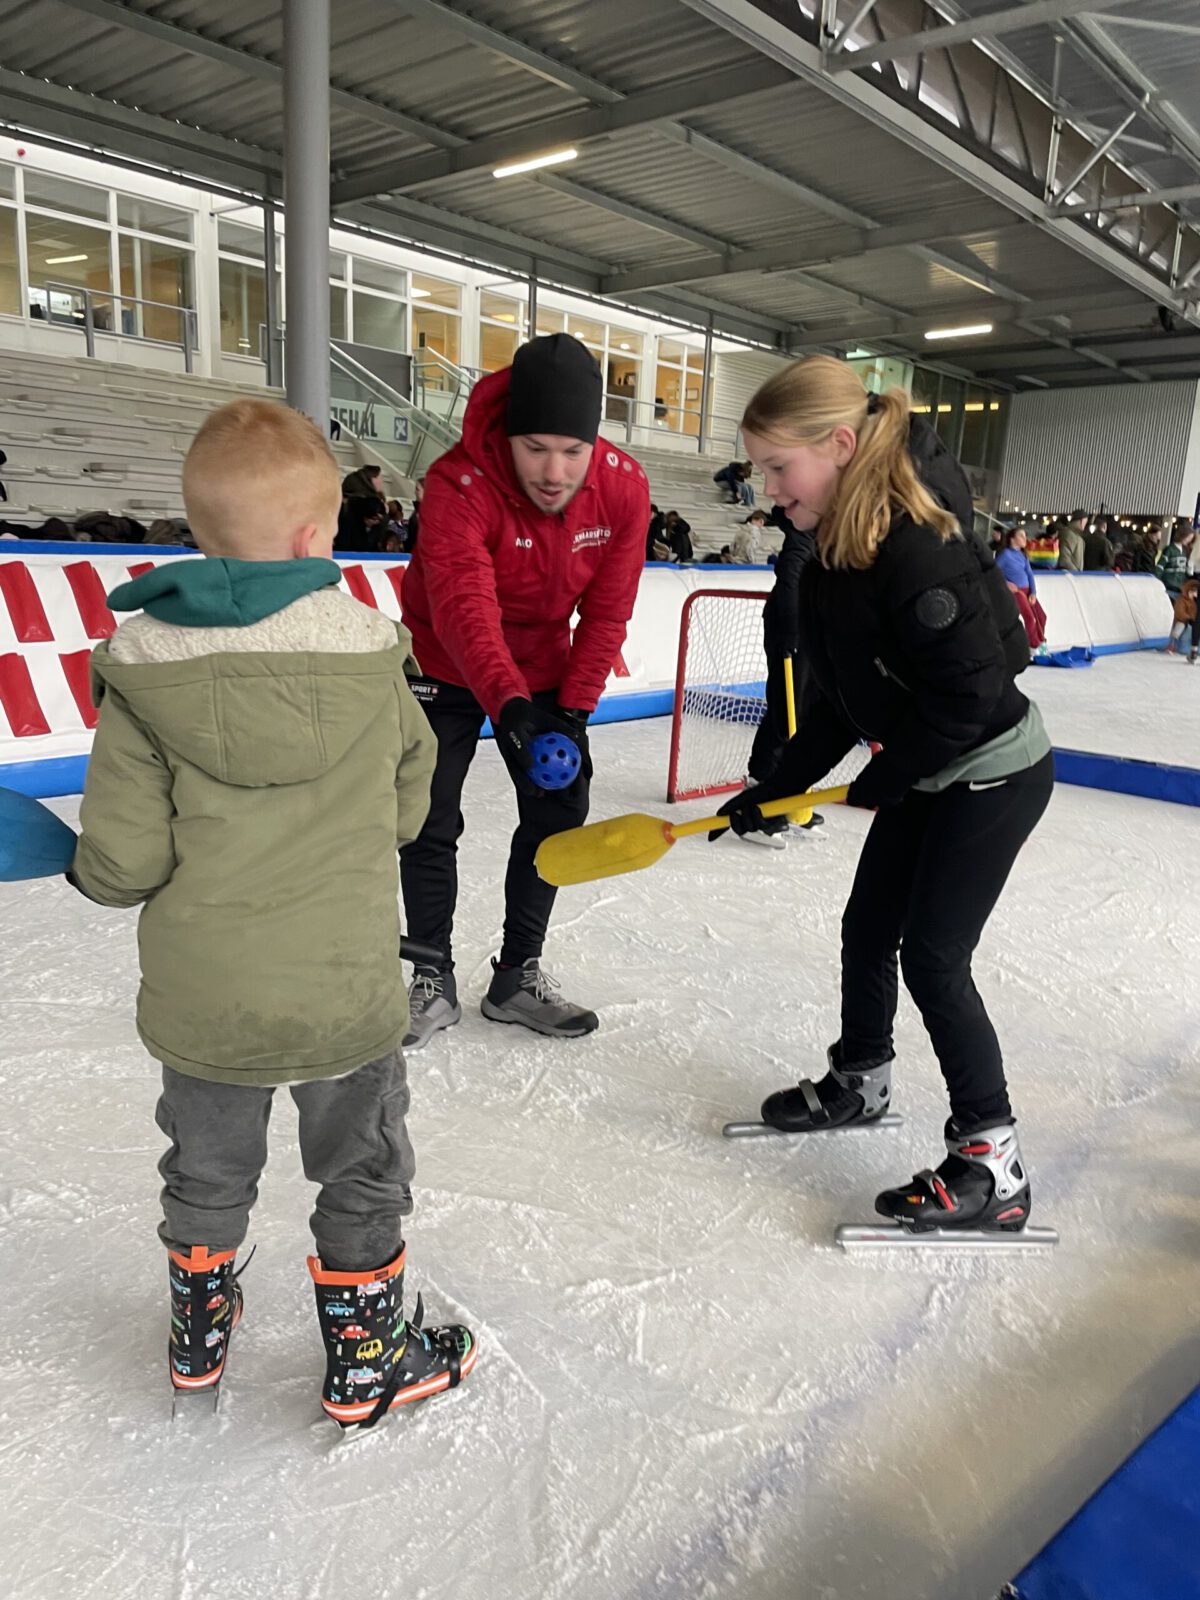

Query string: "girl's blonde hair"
[[741, 354, 957, 570]]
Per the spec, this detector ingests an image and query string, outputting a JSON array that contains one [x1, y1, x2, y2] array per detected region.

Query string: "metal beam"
[[331, 58, 792, 204], [831, 0, 884, 54], [53, 0, 459, 149], [678, 0, 1196, 328], [0, 66, 284, 194], [533, 174, 730, 254], [283, 0, 330, 425], [382, 0, 624, 103], [600, 205, 1021, 294], [1098, 15, 1200, 39], [1071, 183, 1200, 216], [827, 0, 1136, 72]]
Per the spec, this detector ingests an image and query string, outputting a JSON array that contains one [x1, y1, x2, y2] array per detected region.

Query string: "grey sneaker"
[[403, 967, 462, 1051], [480, 958, 598, 1038]]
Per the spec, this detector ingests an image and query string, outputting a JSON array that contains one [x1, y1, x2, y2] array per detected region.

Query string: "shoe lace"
[[520, 962, 563, 1006], [411, 970, 445, 1011]]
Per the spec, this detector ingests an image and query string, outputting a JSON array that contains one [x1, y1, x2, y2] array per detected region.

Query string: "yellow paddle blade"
[[535, 785, 850, 887], [536, 812, 675, 886]]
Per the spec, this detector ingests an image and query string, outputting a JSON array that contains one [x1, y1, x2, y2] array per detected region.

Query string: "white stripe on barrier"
[[0, 548, 1175, 773]]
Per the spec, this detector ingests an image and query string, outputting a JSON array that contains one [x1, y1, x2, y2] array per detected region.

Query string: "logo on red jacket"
[[572, 525, 612, 553]]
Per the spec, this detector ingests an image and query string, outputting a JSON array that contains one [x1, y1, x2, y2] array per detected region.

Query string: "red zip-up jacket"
[[400, 368, 650, 719]]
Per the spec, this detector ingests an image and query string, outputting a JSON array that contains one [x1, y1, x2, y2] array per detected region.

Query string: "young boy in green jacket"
[[71, 399, 477, 1428]]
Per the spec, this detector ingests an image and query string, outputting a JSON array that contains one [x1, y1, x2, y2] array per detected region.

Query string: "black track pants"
[[839, 752, 1054, 1125], [399, 680, 590, 969]]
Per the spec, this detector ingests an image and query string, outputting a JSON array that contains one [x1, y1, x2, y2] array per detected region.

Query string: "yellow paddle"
[[535, 784, 850, 887]]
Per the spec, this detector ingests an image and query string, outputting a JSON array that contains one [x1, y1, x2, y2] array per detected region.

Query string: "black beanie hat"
[[505, 333, 603, 443]]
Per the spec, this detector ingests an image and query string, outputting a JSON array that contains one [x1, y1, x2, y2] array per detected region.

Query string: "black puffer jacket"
[[763, 508, 817, 657], [782, 515, 1030, 804]]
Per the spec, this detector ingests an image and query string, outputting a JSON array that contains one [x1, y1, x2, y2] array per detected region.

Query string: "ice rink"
[[2, 654, 1198, 1600]]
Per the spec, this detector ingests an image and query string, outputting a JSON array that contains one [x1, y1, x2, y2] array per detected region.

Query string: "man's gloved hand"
[[496, 698, 581, 797], [556, 706, 593, 783], [846, 755, 909, 812]]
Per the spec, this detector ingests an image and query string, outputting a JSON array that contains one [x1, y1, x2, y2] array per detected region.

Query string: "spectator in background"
[[663, 509, 693, 564], [646, 504, 667, 561], [1157, 524, 1188, 599], [385, 499, 407, 543], [341, 464, 384, 500], [1056, 509, 1087, 572], [996, 526, 1047, 651], [1125, 528, 1160, 574], [1165, 577, 1198, 656], [336, 494, 387, 553], [404, 477, 424, 553], [731, 509, 768, 564], [1082, 516, 1115, 571], [702, 545, 735, 564], [714, 460, 754, 506]]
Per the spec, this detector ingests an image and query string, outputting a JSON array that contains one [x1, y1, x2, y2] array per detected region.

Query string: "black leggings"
[[399, 680, 590, 970], [840, 752, 1054, 1125]]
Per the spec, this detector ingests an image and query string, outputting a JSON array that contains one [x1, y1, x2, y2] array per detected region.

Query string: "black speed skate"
[[723, 1044, 902, 1138], [837, 1121, 1059, 1251]]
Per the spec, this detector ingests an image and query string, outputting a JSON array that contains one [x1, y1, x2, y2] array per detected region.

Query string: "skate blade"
[[722, 1114, 904, 1138], [170, 1383, 222, 1420], [836, 1222, 1059, 1252]]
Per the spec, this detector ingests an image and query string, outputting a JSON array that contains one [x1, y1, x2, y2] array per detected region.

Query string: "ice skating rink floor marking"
[[1, 656, 1198, 1600]]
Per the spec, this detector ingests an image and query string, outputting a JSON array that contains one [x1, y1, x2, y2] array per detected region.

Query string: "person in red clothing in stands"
[[399, 333, 649, 1046]]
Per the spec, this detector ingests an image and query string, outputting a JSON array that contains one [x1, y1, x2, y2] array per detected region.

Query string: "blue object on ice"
[[1013, 1385, 1200, 1599], [528, 731, 582, 791], [0, 785, 78, 881], [1032, 646, 1094, 668]]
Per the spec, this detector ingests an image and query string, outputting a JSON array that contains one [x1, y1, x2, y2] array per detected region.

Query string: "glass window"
[[116, 195, 192, 240], [26, 213, 114, 327], [24, 170, 110, 222], [352, 290, 407, 352], [960, 386, 989, 468], [0, 207, 18, 315], [331, 284, 347, 341], [481, 321, 518, 372], [414, 306, 460, 365], [218, 217, 264, 260], [329, 250, 347, 282], [218, 257, 265, 356], [985, 393, 1008, 474], [685, 347, 706, 372], [610, 328, 643, 358], [118, 236, 194, 343], [909, 364, 939, 416], [412, 272, 460, 311], [535, 306, 565, 336], [568, 314, 605, 348], [658, 337, 687, 363], [935, 375, 965, 455], [0, 165, 14, 202], [482, 289, 522, 325], [351, 256, 406, 296]]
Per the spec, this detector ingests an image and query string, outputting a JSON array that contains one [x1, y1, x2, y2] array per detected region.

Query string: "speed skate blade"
[[171, 1384, 222, 1420], [722, 1114, 904, 1138], [836, 1222, 1059, 1253]]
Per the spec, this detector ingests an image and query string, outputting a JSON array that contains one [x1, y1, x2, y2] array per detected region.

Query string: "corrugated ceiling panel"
[[1001, 381, 1199, 513]]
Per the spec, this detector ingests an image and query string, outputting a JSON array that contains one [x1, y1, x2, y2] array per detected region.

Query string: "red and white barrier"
[[0, 546, 1174, 793]]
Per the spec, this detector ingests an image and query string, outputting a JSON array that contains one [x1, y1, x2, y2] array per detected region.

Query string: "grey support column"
[[528, 262, 538, 346], [697, 313, 713, 454], [263, 197, 282, 390], [283, 0, 330, 424]]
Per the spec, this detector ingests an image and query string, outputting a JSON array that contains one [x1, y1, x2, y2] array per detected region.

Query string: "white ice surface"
[[1032, 647, 1197, 765], [2, 660, 1200, 1600]]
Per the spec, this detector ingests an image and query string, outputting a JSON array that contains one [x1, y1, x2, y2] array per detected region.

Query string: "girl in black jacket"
[[716, 356, 1054, 1238]]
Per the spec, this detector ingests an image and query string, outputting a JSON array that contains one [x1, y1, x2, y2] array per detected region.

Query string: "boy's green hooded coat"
[[71, 559, 436, 1086]]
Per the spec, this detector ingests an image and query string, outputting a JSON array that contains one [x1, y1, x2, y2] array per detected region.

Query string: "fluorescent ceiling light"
[[45, 253, 88, 265], [411, 287, 431, 299], [924, 322, 993, 341], [493, 147, 578, 179]]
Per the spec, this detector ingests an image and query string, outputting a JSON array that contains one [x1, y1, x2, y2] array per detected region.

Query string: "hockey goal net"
[[666, 587, 873, 803]]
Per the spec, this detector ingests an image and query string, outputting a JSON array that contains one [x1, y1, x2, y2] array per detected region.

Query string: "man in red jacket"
[[400, 333, 649, 1045]]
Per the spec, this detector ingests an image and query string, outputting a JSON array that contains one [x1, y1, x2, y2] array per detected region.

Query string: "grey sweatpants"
[[155, 1049, 415, 1271]]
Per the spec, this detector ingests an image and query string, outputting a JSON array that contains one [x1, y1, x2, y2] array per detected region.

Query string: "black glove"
[[708, 786, 778, 841], [496, 698, 581, 797], [556, 706, 593, 783], [846, 755, 910, 811]]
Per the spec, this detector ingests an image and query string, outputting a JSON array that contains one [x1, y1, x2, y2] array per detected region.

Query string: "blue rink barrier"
[[1053, 747, 1200, 807], [1011, 1387, 1200, 1600]]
